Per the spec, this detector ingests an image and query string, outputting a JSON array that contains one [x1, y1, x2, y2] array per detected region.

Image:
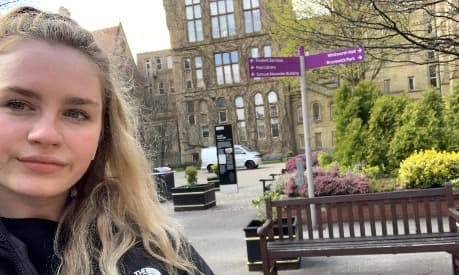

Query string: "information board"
[[215, 124, 238, 192]]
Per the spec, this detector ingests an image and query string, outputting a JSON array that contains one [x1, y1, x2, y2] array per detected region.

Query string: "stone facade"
[[136, 0, 457, 167]]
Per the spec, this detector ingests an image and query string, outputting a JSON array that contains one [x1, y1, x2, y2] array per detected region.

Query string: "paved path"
[[160, 163, 452, 275]]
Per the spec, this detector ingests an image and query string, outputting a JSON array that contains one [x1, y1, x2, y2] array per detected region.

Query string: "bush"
[[284, 165, 369, 197], [184, 166, 198, 186], [285, 152, 320, 172], [398, 149, 459, 189], [318, 151, 334, 168]]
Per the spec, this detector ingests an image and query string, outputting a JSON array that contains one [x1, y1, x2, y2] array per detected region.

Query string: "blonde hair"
[[0, 7, 196, 275]]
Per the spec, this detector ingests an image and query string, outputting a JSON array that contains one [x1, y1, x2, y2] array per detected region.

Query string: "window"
[[188, 115, 196, 125], [235, 96, 246, 141], [255, 92, 265, 139], [184, 58, 192, 89], [297, 107, 303, 123], [195, 56, 204, 88], [251, 47, 259, 58], [192, 153, 199, 164], [243, 0, 261, 33], [271, 118, 279, 137], [298, 134, 304, 149], [408, 76, 415, 91], [169, 79, 175, 93], [144, 59, 152, 82], [158, 81, 165, 94], [199, 101, 208, 124], [312, 102, 321, 122], [215, 51, 240, 85], [429, 65, 438, 87], [186, 101, 194, 113], [216, 97, 227, 123], [210, 0, 235, 39], [166, 56, 173, 69], [263, 45, 271, 57], [201, 125, 209, 138], [383, 79, 390, 93], [155, 57, 162, 70], [427, 51, 435, 60], [185, 0, 203, 42], [314, 132, 322, 149], [268, 91, 278, 117]]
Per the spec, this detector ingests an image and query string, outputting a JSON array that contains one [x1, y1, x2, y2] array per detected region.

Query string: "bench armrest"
[[449, 208, 459, 222], [257, 218, 273, 237]]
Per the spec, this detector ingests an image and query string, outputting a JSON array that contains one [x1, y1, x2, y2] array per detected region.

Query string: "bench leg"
[[453, 253, 459, 275]]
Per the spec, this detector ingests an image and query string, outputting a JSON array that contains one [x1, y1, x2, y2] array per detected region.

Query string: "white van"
[[200, 144, 262, 172]]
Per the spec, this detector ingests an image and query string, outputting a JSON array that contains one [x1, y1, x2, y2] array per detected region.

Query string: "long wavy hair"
[[0, 7, 196, 275]]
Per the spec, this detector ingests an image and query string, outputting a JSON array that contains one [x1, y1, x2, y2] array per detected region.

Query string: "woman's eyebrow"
[[4, 85, 101, 107], [4, 85, 41, 100]]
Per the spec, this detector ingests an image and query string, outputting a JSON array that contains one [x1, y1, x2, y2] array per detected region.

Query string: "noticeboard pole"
[[298, 46, 316, 228]]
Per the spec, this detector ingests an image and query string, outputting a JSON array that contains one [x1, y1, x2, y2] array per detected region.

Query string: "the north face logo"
[[133, 267, 162, 275]]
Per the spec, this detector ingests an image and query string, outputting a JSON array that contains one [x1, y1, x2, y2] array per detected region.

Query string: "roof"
[[92, 26, 119, 55]]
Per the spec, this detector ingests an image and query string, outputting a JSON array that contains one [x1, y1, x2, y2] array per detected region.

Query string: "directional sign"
[[306, 46, 365, 69], [248, 46, 365, 78], [248, 57, 300, 78]]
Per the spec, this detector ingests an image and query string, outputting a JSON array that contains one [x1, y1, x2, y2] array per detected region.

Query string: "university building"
[[136, 0, 458, 167]]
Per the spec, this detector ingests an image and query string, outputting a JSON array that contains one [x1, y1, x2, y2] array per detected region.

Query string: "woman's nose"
[[27, 115, 64, 146]]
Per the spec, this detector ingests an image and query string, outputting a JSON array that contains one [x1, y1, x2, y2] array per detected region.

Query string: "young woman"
[[0, 7, 213, 275]]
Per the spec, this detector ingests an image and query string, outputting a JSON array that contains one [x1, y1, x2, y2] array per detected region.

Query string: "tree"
[[365, 94, 408, 172], [333, 81, 381, 167], [389, 89, 446, 167], [275, 0, 458, 64], [444, 85, 459, 151], [267, 0, 387, 84]]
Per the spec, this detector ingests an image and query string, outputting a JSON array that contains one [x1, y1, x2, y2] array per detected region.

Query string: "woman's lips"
[[18, 156, 66, 173]]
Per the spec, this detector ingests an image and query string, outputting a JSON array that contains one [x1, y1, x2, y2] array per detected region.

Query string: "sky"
[[33, 0, 171, 57]]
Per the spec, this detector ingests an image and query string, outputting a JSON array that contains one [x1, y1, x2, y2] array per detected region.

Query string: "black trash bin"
[[152, 167, 175, 201]]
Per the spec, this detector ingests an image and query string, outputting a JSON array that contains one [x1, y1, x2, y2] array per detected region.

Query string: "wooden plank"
[[317, 204, 324, 239], [358, 203, 366, 236], [414, 199, 421, 234], [379, 201, 387, 236], [286, 207, 294, 240], [435, 197, 444, 233], [390, 202, 398, 235], [337, 203, 345, 238], [306, 204, 313, 240], [348, 203, 355, 237], [401, 199, 409, 235], [326, 204, 334, 238], [296, 206, 304, 240], [368, 202, 376, 236], [277, 206, 284, 240], [424, 198, 432, 234]]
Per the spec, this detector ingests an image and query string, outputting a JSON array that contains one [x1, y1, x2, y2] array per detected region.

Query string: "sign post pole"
[[298, 46, 316, 227]]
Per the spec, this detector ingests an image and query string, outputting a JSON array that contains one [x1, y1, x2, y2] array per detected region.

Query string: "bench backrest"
[[265, 182, 456, 241]]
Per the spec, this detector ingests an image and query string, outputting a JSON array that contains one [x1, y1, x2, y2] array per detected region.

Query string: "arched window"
[[235, 96, 246, 141], [312, 102, 321, 121], [216, 97, 227, 123], [268, 91, 279, 137], [254, 92, 265, 139]]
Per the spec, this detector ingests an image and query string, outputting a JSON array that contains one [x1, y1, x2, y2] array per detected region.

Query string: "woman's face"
[[0, 40, 103, 218]]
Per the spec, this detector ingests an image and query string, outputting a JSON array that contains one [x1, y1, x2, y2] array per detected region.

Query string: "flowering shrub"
[[284, 165, 369, 197], [285, 152, 320, 172], [398, 149, 459, 189]]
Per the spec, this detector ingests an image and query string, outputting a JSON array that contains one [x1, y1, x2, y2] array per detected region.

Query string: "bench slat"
[[326, 204, 334, 239], [414, 199, 421, 234], [317, 203, 323, 239], [348, 203, 355, 237], [424, 198, 433, 233], [379, 202, 387, 236], [436, 197, 444, 233], [369, 203, 376, 236], [390, 202, 398, 235], [358, 203, 365, 236], [296, 206, 303, 240], [401, 199, 409, 234], [337, 203, 345, 238]]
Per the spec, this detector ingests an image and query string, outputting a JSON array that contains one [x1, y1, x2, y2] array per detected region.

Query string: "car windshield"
[[238, 144, 251, 152]]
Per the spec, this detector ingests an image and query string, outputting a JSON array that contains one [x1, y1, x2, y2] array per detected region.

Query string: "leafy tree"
[[333, 81, 381, 167], [444, 85, 459, 151], [389, 89, 446, 167], [273, 0, 459, 64], [365, 94, 408, 172]]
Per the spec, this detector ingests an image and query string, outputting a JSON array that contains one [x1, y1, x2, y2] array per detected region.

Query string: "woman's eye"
[[64, 109, 89, 121], [6, 100, 30, 110]]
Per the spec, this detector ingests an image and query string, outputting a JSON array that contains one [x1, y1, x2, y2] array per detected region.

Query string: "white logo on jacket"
[[133, 267, 162, 275]]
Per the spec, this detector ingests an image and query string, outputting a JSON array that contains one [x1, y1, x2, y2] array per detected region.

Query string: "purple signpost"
[[248, 46, 366, 228], [248, 46, 365, 78]]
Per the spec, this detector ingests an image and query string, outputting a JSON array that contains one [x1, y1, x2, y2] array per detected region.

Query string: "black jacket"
[[0, 219, 214, 275]]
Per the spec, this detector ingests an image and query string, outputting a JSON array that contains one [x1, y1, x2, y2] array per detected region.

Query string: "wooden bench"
[[258, 182, 459, 274]]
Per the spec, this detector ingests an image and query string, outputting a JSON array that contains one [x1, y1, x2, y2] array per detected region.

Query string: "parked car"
[[200, 145, 262, 172]]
